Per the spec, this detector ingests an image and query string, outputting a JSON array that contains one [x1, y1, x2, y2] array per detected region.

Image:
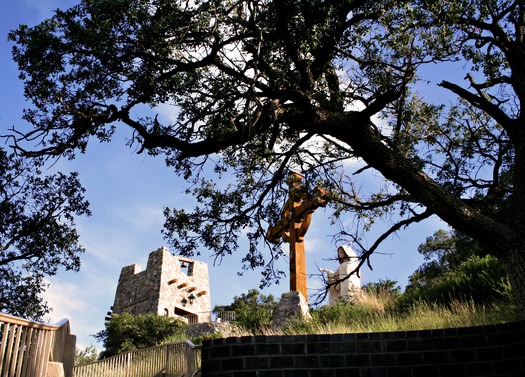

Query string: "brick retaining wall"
[[201, 320, 525, 376]]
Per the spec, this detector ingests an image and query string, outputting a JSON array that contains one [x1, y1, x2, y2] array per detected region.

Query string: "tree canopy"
[[0, 148, 90, 319], [7, 0, 525, 317], [94, 312, 187, 358], [405, 229, 510, 305]]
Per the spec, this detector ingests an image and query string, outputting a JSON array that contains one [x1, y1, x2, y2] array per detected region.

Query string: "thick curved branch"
[[317, 109, 517, 250], [120, 111, 253, 159], [0, 249, 41, 266], [439, 80, 514, 133]]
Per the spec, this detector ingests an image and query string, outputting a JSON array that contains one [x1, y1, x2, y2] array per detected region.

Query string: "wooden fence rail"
[[184, 311, 235, 325], [0, 312, 75, 377], [73, 340, 201, 377]]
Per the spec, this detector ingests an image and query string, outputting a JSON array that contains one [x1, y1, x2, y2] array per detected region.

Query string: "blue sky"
[[1, 0, 448, 350]]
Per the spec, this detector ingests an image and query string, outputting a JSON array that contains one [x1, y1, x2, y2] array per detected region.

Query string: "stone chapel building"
[[110, 247, 212, 324]]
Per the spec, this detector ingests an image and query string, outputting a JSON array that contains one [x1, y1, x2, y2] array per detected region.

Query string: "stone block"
[[271, 291, 311, 328], [46, 362, 65, 377]]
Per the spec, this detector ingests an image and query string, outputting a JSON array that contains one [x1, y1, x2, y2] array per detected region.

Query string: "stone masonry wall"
[[157, 247, 211, 321], [112, 247, 211, 323], [112, 261, 159, 315], [201, 320, 525, 377]]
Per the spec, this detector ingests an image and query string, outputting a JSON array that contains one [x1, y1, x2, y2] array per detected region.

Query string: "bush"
[[401, 254, 511, 308], [213, 289, 278, 334], [94, 313, 187, 358], [75, 345, 98, 365], [190, 331, 225, 345]]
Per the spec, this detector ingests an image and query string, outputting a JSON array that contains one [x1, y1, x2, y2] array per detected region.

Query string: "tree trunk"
[[321, 112, 525, 318], [499, 244, 525, 319]]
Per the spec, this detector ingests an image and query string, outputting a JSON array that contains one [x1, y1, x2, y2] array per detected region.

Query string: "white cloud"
[[155, 102, 182, 124], [305, 236, 331, 256], [42, 278, 105, 350], [110, 204, 165, 232], [42, 280, 89, 321]]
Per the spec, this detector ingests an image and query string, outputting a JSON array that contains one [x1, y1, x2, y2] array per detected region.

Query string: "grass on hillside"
[[158, 289, 521, 344], [231, 289, 519, 337]]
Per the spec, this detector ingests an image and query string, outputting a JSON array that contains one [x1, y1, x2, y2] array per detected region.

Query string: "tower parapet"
[[111, 247, 211, 323]]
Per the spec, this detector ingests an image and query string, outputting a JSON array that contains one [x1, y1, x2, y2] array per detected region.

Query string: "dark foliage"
[[213, 289, 278, 333], [6, 0, 525, 317], [0, 148, 90, 319], [403, 230, 510, 306], [94, 312, 187, 358]]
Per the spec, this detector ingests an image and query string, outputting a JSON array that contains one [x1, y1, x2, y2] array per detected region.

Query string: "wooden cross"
[[266, 172, 327, 304]]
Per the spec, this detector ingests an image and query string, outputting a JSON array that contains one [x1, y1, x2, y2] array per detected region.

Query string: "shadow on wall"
[[201, 320, 525, 377]]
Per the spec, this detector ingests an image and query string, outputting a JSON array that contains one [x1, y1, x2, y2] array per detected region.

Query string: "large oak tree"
[[7, 0, 525, 317]]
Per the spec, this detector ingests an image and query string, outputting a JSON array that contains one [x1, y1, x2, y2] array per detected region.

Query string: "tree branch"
[[439, 80, 514, 134]]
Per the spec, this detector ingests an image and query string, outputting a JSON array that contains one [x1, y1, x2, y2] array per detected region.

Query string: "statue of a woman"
[[320, 245, 361, 306]]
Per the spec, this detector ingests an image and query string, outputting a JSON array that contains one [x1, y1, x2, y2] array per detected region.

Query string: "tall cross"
[[266, 172, 327, 304]]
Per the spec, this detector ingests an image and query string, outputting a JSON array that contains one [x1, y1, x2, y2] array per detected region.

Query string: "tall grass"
[[163, 289, 518, 340], [278, 289, 519, 336]]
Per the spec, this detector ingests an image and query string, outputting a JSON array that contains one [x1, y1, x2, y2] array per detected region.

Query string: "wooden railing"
[[0, 312, 76, 377], [184, 311, 235, 325], [73, 340, 201, 377]]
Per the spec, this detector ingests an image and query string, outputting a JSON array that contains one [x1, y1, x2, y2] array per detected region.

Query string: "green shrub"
[[401, 255, 511, 308], [94, 313, 187, 358], [213, 289, 278, 334], [190, 331, 225, 345], [75, 345, 98, 365]]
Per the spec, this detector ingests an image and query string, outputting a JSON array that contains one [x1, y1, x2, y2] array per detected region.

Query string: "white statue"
[[320, 245, 361, 306]]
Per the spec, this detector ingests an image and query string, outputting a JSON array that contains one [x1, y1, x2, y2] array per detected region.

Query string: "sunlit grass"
[[162, 290, 519, 342], [275, 290, 519, 336]]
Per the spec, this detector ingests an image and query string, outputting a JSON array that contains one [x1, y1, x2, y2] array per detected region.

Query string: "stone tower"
[[111, 247, 211, 323]]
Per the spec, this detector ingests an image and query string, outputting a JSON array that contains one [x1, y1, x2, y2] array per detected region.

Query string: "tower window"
[[179, 260, 194, 276]]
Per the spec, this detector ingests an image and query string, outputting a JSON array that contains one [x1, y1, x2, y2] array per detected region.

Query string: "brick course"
[[202, 320, 525, 376]]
